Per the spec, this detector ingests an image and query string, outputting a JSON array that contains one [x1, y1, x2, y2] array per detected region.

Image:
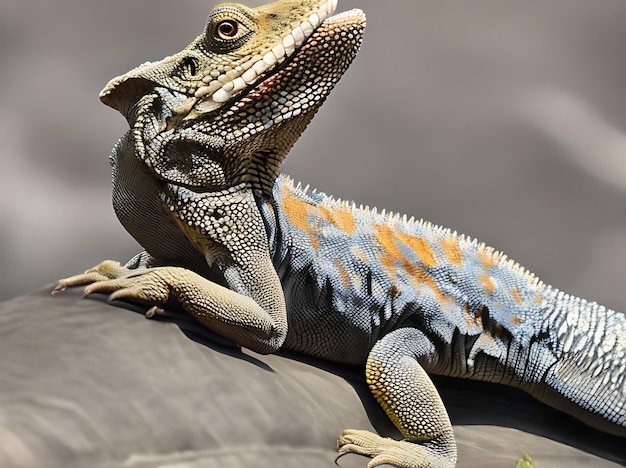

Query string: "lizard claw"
[[145, 305, 166, 318], [51, 284, 66, 295]]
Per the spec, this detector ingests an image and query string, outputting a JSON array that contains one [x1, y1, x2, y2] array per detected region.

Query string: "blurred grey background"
[[2, 0, 626, 314]]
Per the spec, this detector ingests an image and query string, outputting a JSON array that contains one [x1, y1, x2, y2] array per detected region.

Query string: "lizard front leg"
[[338, 328, 457, 468], [71, 254, 287, 354], [53, 258, 286, 354], [54, 184, 288, 355]]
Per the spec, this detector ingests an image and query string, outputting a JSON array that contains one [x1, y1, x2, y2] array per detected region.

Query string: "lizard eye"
[[205, 7, 254, 53], [216, 20, 238, 40]]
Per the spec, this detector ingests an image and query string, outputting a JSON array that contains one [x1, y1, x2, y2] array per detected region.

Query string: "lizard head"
[[100, 0, 365, 195]]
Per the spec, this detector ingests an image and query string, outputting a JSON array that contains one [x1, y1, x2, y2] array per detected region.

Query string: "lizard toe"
[[337, 429, 454, 468], [52, 260, 132, 295]]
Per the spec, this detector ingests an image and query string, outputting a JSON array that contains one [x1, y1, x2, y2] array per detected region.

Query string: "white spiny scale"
[[308, 13, 320, 28], [242, 68, 258, 84], [254, 59, 268, 74], [283, 34, 296, 55], [263, 51, 277, 66], [232, 77, 247, 93], [213, 89, 230, 103], [272, 43, 286, 61], [289, 27, 303, 46], [301, 21, 314, 37]]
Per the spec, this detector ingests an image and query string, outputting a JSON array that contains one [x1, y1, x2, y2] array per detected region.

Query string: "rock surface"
[[0, 287, 623, 467]]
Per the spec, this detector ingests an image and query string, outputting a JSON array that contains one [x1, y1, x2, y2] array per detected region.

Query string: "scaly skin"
[[54, 1, 625, 467], [262, 178, 625, 439]]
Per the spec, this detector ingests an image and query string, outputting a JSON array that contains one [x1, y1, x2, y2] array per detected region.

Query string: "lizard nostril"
[[181, 57, 199, 77]]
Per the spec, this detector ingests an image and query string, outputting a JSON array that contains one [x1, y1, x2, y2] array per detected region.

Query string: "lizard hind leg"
[[337, 328, 457, 468]]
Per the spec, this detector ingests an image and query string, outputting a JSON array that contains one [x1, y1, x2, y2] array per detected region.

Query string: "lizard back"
[[264, 175, 626, 435]]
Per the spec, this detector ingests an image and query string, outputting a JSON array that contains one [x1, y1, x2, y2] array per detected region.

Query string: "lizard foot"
[[52, 260, 133, 294], [337, 429, 454, 468], [54, 262, 185, 318], [53, 260, 166, 318]]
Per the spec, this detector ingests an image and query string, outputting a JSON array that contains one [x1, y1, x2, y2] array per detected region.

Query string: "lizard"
[[53, 0, 626, 466]]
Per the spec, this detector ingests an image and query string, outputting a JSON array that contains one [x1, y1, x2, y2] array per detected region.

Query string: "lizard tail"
[[529, 291, 626, 437]]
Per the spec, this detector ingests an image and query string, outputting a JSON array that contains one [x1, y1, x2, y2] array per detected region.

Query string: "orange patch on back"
[[333, 209, 356, 236], [281, 186, 357, 248], [353, 247, 368, 265], [395, 232, 437, 269], [479, 274, 495, 295], [380, 254, 398, 282], [406, 266, 451, 306], [477, 246, 499, 270], [375, 225, 404, 262], [335, 259, 350, 289], [375, 225, 451, 305], [320, 205, 357, 236], [440, 237, 463, 268], [318, 206, 332, 223], [280, 187, 320, 250], [511, 289, 523, 305]]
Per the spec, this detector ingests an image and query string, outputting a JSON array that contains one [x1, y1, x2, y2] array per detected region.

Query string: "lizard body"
[[55, 1, 626, 466]]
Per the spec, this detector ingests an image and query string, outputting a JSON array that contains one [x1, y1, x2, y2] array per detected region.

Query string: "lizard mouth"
[[111, 7, 366, 193]]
